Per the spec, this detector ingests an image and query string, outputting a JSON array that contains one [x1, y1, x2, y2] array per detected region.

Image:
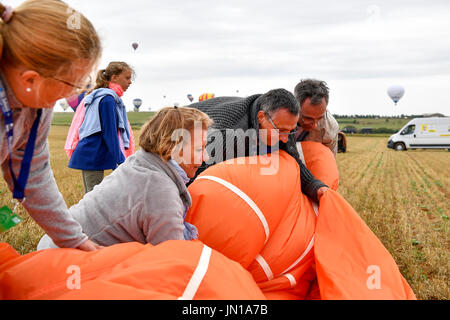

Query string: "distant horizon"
[[53, 109, 448, 118]]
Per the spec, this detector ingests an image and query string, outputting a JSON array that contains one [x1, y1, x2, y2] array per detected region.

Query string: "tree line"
[[332, 114, 424, 119]]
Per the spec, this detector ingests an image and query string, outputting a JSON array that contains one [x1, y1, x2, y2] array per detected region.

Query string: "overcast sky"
[[9, 0, 450, 115]]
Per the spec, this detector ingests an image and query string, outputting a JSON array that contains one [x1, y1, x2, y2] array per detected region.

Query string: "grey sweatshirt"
[[69, 149, 191, 246], [0, 74, 88, 248]]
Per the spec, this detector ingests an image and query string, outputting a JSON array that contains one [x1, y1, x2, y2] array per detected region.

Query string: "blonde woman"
[[0, 1, 102, 250], [68, 62, 135, 193], [38, 107, 212, 249]]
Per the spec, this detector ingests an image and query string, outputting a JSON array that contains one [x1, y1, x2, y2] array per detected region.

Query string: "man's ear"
[[257, 110, 266, 125]]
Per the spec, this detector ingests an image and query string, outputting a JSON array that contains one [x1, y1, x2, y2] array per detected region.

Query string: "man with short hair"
[[294, 79, 340, 156], [188, 88, 328, 203]]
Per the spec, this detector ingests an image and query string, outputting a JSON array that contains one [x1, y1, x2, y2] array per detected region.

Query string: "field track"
[[337, 136, 449, 299]]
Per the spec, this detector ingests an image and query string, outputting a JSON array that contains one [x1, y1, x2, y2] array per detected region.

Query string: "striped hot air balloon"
[[199, 93, 215, 102]]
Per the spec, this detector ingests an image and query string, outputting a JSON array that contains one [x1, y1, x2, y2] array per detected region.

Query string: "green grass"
[[52, 111, 156, 129], [336, 117, 411, 131], [51, 112, 77, 126], [54, 112, 411, 133], [125, 112, 156, 128]]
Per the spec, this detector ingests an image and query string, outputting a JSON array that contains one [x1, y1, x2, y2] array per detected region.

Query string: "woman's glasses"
[[53, 77, 85, 90]]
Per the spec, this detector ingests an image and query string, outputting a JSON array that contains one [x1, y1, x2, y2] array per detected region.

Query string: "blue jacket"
[[69, 95, 125, 170], [79, 88, 131, 148]]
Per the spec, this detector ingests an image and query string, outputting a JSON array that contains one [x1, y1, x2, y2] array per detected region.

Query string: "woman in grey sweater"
[[38, 106, 212, 248]]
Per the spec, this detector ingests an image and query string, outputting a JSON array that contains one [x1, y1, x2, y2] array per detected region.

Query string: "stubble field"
[[0, 126, 448, 300]]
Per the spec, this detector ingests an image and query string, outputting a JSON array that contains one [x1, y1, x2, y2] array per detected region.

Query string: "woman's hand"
[[76, 239, 104, 251]]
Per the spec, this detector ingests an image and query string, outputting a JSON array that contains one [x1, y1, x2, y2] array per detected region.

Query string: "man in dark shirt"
[[187, 88, 328, 203]]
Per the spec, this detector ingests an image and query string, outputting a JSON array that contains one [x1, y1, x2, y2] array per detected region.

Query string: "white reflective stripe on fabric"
[[312, 201, 319, 217], [284, 273, 297, 288], [198, 176, 270, 245], [295, 142, 306, 165], [281, 236, 315, 275], [178, 245, 212, 300], [255, 254, 274, 281]]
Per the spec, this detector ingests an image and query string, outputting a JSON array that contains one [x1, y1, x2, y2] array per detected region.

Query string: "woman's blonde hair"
[[139, 107, 213, 161], [0, 0, 101, 77], [92, 61, 135, 91]]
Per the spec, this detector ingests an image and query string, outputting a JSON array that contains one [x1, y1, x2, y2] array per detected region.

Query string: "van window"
[[400, 125, 415, 135]]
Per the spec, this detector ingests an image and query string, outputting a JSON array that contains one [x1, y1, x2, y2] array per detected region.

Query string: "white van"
[[387, 117, 450, 151]]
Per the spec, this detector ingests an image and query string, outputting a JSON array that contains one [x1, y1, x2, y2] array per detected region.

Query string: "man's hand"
[[317, 186, 329, 201], [76, 239, 104, 251]]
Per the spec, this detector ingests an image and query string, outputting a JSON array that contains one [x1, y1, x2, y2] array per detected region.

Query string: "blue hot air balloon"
[[133, 98, 142, 112], [187, 94, 194, 103]]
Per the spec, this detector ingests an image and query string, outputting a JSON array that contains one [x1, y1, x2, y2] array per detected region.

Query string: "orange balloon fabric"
[[0, 240, 265, 300], [187, 144, 415, 300], [297, 141, 339, 191], [314, 190, 416, 299], [0, 142, 415, 300], [186, 151, 318, 299]]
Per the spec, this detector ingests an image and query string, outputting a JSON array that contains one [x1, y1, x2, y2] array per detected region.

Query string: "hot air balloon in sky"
[[387, 85, 405, 105], [133, 98, 142, 112], [199, 93, 215, 102], [59, 100, 69, 111], [64, 80, 92, 112], [66, 90, 88, 112], [132, 42, 139, 51], [187, 94, 194, 103]]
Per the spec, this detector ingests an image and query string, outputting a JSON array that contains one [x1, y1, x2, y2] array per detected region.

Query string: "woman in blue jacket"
[[69, 62, 134, 193]]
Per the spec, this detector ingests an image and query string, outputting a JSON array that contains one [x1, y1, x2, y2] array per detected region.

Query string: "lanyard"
[[0, 79, 42, 202]]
